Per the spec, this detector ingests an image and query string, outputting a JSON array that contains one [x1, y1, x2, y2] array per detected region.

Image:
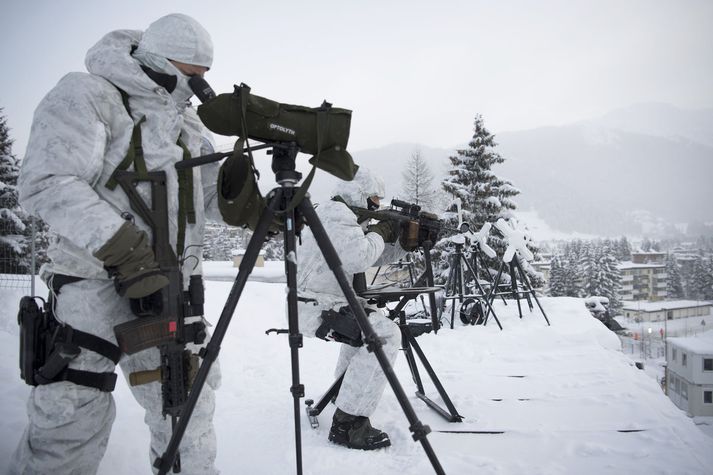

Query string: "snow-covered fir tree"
[[665, 253, 685, 299], [0, 108, 32, 274], [441, 114, 518, 228], [560, 240, 584, 296], [434, 114, 520, 283], [399, 150, 437, 212], [593, 241, 622, 312], [547, 255, 568, 297], [577, 241, 598, 297], [615, 236, 632, 261], [689, 256, 713, 300]]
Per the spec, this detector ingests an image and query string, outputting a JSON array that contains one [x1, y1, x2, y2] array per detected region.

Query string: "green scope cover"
[[197, 84, 358, 181]]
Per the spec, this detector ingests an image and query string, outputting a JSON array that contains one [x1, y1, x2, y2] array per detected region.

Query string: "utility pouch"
[[217, 142, 266, 230], [316, 306, 364, 347], [18, 296, 48, 386], [17, 296, 121, 391], [399, 220, 420, 252]]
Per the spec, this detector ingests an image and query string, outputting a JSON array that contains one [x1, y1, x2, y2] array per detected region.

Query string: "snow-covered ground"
[[1, 266, 712, 475]]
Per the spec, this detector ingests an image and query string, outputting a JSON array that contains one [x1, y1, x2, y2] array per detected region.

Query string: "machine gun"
[[350, 199, 447, 251], [110, 169, 207, 473]]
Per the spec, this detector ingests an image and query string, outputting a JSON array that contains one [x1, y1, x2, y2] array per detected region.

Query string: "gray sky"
[[1, 0, 712, 156]]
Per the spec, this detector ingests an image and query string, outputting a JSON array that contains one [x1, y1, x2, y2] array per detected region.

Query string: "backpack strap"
[[176, 137, 196, 257], [103, 85, 196, 258], [106, 88, 148, 190]]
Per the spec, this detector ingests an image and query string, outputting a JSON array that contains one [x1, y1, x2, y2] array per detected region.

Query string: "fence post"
[[31, 216, 36, 297]]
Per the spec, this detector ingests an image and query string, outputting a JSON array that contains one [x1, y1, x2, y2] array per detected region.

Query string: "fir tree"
[[689, 256, 713, 300], [400, 150, 438, 212], [640, 238, 652, 252], [615, 236, 631, 261], [0, 108, 33, 274], [560, 240, 583, 296], [595, 241, 622, 312], [548, 255, 568, 297], [577, 241, 598, 297], [437, 114, 520, 277], [665, 253, 685, 299], [441, 114, 519, 228]]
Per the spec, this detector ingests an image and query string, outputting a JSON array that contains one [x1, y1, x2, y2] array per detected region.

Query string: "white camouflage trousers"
[[9, 279, 220, 475]]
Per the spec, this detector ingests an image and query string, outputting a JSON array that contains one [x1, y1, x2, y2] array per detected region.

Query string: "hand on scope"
[[367, 219, 401, 243]]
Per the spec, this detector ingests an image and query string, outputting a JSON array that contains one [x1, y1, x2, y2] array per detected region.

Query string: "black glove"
[[94, 221, 169, 299], [316, 306, 364, 347], [367, 220, 401, 243]]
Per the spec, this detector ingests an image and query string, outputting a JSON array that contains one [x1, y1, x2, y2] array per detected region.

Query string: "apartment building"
[[621, 300, 712, 322], [667, 330, 713, 417], [618, 252, 668, 301]]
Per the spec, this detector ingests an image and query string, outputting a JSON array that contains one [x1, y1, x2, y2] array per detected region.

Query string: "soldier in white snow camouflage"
[[297, 168, 407, 450], [11, 14, 222, 474]]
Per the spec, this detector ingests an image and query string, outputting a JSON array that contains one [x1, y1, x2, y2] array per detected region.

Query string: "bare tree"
[[400, 150, 437, 211]]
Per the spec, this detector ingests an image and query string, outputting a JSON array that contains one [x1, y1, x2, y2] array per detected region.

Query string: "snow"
[[511, 209, 597, 243], [1, 267, 712, 474], [668, 331, 713, 354]]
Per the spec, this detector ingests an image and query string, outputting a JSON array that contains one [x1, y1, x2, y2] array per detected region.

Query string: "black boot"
[[328, 408, 391, 450]]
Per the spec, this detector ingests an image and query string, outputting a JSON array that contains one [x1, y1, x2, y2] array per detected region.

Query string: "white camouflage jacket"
[[18, 30, 220, 285]]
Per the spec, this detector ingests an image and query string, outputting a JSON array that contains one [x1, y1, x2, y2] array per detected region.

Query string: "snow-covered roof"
[[668, 330, 713, 354], [618, 261, 665, 270], [621, 300, 713, 312]]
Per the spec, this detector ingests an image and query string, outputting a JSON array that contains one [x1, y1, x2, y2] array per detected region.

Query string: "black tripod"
[[484, 254, 550, 326], [442, 242, 502, 330], [155, 142, 444, 475]]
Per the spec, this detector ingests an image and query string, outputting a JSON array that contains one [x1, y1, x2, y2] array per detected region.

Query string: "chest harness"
[[18, 88, 196, 392]]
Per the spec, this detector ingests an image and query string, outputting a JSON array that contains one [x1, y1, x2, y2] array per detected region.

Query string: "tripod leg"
[[479, 252, 507, 306], [482, 262, 505, 330], [514, 258, 551, 326], [509, 263, 524, 319], [462, 255, 502, 330], [399, 312, 426, 391], [155, 190, 281, 475], [404, 327, 463, 422], [421, 242, 440, 333], [282, 189, 305, 473], [514, 258, 534, 311], [298, 199, 444, 475]]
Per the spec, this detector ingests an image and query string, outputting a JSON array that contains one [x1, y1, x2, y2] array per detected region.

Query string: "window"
[[705, 358, 713, 372], [682, 353, 687, 367], [672, 348, 677, 362], [681, 383, 688, 400], [674, 377, 680, 394], [705, 391, 713, 404]]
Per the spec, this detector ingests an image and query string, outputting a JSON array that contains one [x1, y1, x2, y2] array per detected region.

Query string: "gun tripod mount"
[[156, 142, 445, 475], [443, 241, 502, 330]]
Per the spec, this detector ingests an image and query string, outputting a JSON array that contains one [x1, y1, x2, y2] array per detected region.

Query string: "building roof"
[[618, 261, 665, 270], [668, 330, 713, 354], [621, 300, 713, 312]]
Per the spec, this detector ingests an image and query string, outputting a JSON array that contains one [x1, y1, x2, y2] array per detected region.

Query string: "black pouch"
[[17, 295, 120, 391], [18, 296, 49, 386]]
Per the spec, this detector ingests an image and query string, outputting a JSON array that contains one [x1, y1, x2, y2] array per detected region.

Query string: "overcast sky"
[[1, 0, 712, 156]]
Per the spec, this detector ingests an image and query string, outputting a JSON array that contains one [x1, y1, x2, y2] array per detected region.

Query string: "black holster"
[[18, 288, 121, 392]]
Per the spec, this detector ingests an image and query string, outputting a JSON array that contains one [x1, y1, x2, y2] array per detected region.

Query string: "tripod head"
[[268, 141, 302, 186]]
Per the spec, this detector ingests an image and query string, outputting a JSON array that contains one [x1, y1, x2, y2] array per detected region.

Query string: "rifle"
[[349, 199, 452, 251], [111, 169, 207, 473]]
